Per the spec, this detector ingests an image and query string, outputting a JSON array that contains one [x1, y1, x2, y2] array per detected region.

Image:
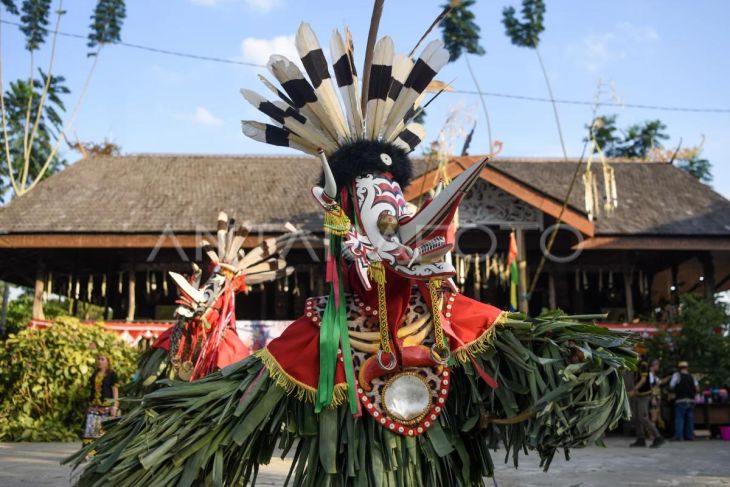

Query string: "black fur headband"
[[319, 140, 413, 191]]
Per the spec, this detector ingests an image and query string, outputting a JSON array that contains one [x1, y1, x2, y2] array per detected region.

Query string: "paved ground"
[[1, 437, 729, 486]]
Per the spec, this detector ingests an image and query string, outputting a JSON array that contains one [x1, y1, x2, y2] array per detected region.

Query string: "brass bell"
[[377, 211, 399, 237]]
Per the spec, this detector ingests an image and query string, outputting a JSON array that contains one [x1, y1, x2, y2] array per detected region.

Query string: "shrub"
[[0, 316, 138, 441], [644, 294, 730, 387], [3, 292, 69, 336]]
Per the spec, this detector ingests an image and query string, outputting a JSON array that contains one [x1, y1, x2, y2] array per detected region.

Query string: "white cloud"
[[190, 0, 221, 6], [193, 107, 223, 126], [148, 64, 182, 83], [190, 0, 283, 9], [240, 34, 298, 66], [616, 22, 659, 43], [574, 22, 659, 73], [244, 0, 283, 13]]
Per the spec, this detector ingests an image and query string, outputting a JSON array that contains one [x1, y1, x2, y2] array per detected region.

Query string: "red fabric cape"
[[150, 325, 250, 371], [266, 266, 502, 390]]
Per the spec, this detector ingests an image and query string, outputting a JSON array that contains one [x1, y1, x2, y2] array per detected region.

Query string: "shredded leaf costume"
[[66, 20, 635, 487]]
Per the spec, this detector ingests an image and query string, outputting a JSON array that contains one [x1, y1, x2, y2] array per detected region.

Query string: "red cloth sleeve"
[[447, 293, 503, 347], [265, 316, 346, 389]]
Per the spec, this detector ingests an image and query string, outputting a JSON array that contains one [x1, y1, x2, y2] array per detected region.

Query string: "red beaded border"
[[358, 368, 451, 437]]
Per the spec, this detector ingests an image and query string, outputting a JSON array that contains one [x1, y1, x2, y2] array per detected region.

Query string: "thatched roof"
[[487, 158, 730, 236], [1, 154, 729, 237]]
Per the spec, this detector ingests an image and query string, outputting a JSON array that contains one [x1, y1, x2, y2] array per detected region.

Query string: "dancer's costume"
[[125, 214, 298, 397], [67, 22, 635, 486], [81, 369, 119, 443]]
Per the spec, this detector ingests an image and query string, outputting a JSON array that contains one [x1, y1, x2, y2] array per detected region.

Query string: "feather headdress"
[[241, 22, 449, 165]]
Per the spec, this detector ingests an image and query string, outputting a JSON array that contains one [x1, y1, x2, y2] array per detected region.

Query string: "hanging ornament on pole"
[[508, 230, 519, 311]]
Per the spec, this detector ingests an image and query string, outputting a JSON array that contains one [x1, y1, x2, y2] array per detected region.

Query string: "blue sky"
[[3, 0, 729, 197]]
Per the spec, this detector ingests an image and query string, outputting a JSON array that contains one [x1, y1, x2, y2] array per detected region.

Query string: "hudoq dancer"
[[66, 19, 636, 487]]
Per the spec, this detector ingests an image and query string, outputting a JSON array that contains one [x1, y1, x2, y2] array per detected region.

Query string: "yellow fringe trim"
[[255, 348, 349, 407], [453, 311, 509, 364], [323, 206, 351, 236]]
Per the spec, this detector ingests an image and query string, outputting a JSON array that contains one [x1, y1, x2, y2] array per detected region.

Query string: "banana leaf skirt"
[[65, 313, 636, 487]]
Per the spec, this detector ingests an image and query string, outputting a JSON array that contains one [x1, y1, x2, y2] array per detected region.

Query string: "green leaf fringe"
[[65, 311, 636, 486]]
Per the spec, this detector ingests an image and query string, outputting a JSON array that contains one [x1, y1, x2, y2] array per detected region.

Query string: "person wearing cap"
[[629, 358, 666, 447], [669, 360, 698, 441]]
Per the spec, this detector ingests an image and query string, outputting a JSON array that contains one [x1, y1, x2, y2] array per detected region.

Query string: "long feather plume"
[[257, 74, 296, 107], [364, 36, 394, 139], [380, 53, 413, 138], [330, 28, 363, 137], [237, 237, 280, 270], [241, 121, 318, 155], [244, 258, 287, 276], [224, 224, 250, 263], [245, 267, 294, 286], [199, 239, 219, 264], [267, 55, 339, 146], [393, 123, 426, 152], [382, 39, 449, 141], [241, 89, 305, 127], [296, 22, 349, 141], [387, 91, 426, 141], [216, 212, 228, 260], [240, 90, 321, 152]]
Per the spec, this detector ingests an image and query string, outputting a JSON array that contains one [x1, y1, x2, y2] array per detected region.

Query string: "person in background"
[[670, 360, 698, 441], [629, 357, 665, 447], [648, 359, 670, 431], [81, 354, 120, 443]]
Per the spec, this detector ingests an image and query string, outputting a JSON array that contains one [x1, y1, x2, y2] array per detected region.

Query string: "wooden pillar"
[[548, 271, 557, 309], [32, 261, 46, 320], [515, 228, 529, 313], [0, 282, 9, 337], [700, 253, 716, 300], [126, 268, 136, 322], [623, 269, 634, 323], [103, 274, 111, 321]]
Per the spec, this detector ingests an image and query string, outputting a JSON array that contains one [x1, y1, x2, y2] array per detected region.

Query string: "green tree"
[[441, 0, 484, 61], [0, 72, 68, 201], [502, 0, 545, 48], [645, 294, 730, 388], [0, 0, 126, 199], [3, 289, 68, 335], [585, 115, 712, 182], [586, 114, 620, 155], [502, 0, 576, 305], [619, 119, 669, 159], [502, 0, 568, 162], [585, 116, 669, 158], [440, 0, 493, 152], [677, 154, 712, 183]]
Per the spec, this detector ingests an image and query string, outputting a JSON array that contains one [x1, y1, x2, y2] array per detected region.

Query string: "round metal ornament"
[[381, 372, 432, 425]]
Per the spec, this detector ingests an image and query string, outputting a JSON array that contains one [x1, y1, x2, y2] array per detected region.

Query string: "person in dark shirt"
[[629, 358, 665, 447], [669, 360, 698, 441], [81, 354, 120, 443]]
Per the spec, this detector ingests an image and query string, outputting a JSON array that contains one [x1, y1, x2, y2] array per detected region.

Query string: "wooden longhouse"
[[1, 154, 729, 335]]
